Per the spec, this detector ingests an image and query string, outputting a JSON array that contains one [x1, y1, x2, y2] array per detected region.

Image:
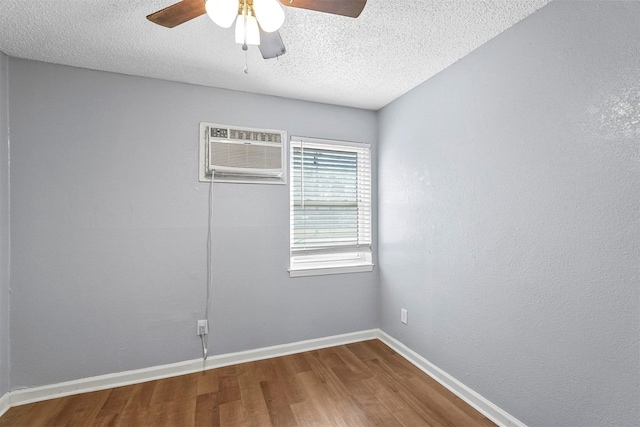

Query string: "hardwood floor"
[[0, 340, 496, 426]]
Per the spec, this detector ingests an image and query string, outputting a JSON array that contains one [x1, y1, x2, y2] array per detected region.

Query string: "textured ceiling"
[[0, 0, 552, 110]]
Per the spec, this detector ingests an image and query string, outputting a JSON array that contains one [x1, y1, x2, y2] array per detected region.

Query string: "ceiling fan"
[[147, 0, 367, 60]]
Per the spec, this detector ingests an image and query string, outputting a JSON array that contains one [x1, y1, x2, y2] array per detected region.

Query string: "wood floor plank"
[[194, 391, 220, 427], [133, 402, 169, 427], [330, 364, 374, 397], [289, 399, 332, 426], [113, 405, 148, 426], [304, 350, 352, 400], [365, 355, 476, 427], [254, 358, 278, 383], [163, 397, 197, 427], [260, 379, 299, 426], [345, 341, 377, 361], [239, 384, 272, 427], [294, 370, 351, 427], [361, 339, 397, 360], [64, 390, 112, 427], [375, 346, 490, 426], [92, 411, 120, 427], [41, 393, 85, 426], [280, 353, 312, 375], [361, 374, 435, 427], [316, 347, 345, 369], [333, 344, 373, 378], [196, 369, 219, 396], [218, 366, 242, 405], [0, 404, 31, 427], [259, 357, 307, 425], [219, 400, 251, 426], [351, 392, 403, 427], [175, 373, 199, 399], [98, 384, 136, 417], [0, 339, 496, 427], [122, 380, 157, 411], [407, 375, 491, 427], [1, 397, 62, 426], [270, 357, 306, 405], [149, 375, 183, 406], [363, 356, 466, 426]]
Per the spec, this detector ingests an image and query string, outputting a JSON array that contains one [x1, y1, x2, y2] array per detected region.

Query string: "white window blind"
[[290, 137, 372, 277]]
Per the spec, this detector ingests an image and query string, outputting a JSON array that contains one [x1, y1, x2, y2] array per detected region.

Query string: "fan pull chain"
[[242, 6, 249, 74]]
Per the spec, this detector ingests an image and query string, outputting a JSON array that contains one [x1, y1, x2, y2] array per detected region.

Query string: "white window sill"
[[289, 264, 374, 278]]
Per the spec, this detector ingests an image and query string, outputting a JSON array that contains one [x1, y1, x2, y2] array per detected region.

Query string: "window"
[[289, 137, 373, 277]]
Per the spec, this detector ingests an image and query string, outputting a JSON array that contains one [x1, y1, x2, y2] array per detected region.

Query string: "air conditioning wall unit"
[[199, 122, 287, 184]]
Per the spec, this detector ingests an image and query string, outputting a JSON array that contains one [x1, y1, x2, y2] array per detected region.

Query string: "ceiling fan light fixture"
[[205, 0, 239, 29], [253, 0, 285, 32], [235, 12, 261, 45]]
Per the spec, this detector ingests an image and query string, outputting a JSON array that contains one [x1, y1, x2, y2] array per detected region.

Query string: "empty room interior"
[[0, 0, 638, 426]]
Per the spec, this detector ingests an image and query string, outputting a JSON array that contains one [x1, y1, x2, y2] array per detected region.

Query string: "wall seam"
[[4, 55, 10, 394]]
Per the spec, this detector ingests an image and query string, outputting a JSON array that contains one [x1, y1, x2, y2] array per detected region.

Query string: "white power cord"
[[200, 334, 207, 360], [202, 170, 215, 360]]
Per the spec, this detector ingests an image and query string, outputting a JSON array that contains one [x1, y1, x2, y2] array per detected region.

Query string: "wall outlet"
[[401, 308, 408, 325], [197, 319, 208, 336]]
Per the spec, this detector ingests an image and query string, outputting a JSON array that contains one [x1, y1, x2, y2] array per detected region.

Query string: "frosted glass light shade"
[[205, 0, 239, 29], [235, 14, 260, 45], [253, 0, 285, 32]]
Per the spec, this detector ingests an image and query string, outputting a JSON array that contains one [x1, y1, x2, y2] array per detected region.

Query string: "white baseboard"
[[7, 329, 378, 408], [0, 392, 9, 418], [2, 328, 525, 427], [376, 330, 527, 427]]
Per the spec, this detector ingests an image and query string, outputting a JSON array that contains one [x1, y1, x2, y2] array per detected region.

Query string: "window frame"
[[289, 136, 373, 278]]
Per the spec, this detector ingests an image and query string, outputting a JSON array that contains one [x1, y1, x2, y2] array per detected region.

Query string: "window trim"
[[289, 136, 373, 277]]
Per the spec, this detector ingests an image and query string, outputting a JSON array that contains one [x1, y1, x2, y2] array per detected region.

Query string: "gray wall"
[[0, 51, 9, 398], [7, 59, 378, 389], [378, 1, 639, 426]]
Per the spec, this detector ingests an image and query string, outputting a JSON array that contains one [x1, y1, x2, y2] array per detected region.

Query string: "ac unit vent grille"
[[227, 128, 282, 144], [210, 141, 282, 170]]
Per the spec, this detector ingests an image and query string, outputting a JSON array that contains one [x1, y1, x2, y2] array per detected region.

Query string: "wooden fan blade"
[[259, 29, 286, 59], [279, 0, 366, 18], [147, 0, 206, 28]]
